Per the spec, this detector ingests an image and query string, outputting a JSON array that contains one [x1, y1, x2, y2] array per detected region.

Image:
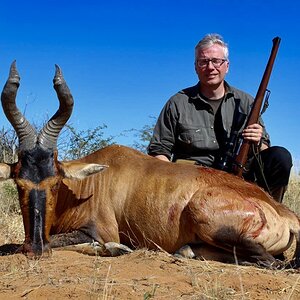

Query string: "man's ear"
[[0, 163, 12, 180], [225, 60, 230, 74], [59, 161, 109, 180]]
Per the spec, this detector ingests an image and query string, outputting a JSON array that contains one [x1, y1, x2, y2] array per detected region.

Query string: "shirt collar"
[[191, 81, 234, 102], [224, 81, 235, 98]]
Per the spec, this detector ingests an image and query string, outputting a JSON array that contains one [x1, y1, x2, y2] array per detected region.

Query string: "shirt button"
[[213, 140, 216, 143], [210, 126, 214, 129]]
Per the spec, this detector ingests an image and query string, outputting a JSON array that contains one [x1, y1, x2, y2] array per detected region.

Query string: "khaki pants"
[[174, 159, 197, 165]]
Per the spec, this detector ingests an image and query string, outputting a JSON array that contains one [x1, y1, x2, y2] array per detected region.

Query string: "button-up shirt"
[[147, 82, 270, 167]]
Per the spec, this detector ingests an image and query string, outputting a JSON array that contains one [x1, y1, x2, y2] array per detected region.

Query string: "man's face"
[[195, 44, 229, 88]]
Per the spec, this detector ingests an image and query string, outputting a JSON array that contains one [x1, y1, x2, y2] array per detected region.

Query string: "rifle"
[[217, 37, 281, 176]]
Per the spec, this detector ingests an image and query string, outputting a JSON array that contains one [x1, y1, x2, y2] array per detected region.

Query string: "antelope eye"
[[51, 183, 60, 193]]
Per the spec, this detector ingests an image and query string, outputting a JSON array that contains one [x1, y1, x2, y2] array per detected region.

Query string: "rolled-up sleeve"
[[147, 100, 178, 159]]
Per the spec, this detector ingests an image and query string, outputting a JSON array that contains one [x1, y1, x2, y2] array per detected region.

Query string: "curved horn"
[[38, 65, 74, 150], [1, 61, 37, 150]]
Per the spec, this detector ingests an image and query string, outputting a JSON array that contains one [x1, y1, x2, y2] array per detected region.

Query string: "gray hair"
[[195, 33, 229, 60]]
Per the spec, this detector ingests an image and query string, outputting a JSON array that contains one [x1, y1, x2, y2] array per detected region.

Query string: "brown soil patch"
[[0, 248, 300, 299], [1, 202, 300, 299]]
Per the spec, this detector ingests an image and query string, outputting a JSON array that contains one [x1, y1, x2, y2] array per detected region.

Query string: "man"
[[147, 33, 292, 202]]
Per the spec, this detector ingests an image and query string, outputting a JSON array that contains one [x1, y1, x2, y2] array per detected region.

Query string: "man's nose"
[[206, 60, 216, 69]]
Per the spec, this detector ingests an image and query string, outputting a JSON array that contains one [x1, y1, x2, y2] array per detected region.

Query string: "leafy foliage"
[[0, 115, 155, 161], [0, 127, 18, 163], [126, 116, 156, 153], [58, 124, 115, 160], [0, 122, 116, 162]]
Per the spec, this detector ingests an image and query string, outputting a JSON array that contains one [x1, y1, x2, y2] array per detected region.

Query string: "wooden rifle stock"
[[233, 37, 281, 177]]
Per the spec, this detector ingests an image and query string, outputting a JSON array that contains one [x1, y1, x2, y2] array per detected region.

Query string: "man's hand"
[[242, 123, 268, 150], [154, 154, 170, 162], [242, 123, 263, 143]]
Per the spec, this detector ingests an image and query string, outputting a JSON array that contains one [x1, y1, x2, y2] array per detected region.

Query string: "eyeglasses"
[[196, 58, 227, 68]]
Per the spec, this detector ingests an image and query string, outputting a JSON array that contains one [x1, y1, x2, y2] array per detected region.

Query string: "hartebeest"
[[0, 62, 300, 269]]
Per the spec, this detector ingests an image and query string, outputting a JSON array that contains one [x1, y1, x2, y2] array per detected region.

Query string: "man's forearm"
[[152, 154, 170, 162]]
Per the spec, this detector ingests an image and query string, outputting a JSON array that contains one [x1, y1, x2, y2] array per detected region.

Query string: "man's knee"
[[262, 146, 292, 175]]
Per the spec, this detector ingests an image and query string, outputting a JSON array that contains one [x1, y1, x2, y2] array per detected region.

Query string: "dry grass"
[[284, 169, 300, 214], [0, 180, 23, 244]]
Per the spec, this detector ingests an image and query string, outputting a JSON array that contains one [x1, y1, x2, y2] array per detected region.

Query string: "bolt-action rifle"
[[217, 37, 281, 177]]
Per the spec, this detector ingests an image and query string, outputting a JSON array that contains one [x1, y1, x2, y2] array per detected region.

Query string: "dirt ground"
[[0, 245, 300, 300]]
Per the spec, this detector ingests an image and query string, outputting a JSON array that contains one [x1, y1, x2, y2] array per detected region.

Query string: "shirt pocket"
[[177, 124, 214, 150], [178, 127, 204, 143]]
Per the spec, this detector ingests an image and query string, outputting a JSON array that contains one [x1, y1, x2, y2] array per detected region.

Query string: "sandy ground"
[[0, 245, 300, 300]]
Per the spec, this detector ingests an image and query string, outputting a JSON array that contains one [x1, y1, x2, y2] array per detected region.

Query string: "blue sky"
[[1, 0, 299, 164]]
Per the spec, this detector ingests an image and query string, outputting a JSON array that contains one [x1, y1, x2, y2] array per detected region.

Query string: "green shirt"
[[147, 82, 270, 167]]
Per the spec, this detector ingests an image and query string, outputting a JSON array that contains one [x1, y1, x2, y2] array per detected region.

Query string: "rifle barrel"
[[233, 37, 281, 177]]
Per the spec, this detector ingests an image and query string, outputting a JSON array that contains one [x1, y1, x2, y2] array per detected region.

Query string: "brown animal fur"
[[47, 145, 300, 268]]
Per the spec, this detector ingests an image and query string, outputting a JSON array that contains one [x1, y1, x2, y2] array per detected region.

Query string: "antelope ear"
[[59, 162, 108, 179], [0, 163, 12, 180]]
